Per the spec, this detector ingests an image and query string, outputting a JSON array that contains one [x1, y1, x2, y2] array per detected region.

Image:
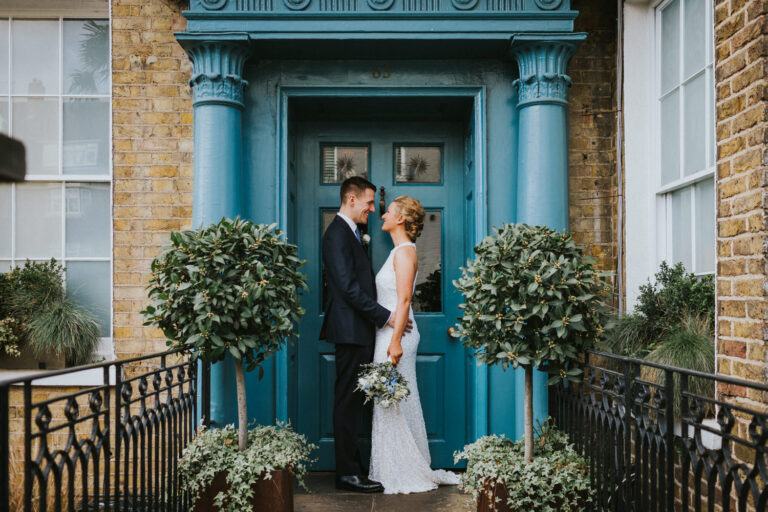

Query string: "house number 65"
[[372, 66, 392, 79]]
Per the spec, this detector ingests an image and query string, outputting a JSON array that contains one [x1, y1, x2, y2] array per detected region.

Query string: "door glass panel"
[[395, 145, 441, 183], [321, 145, 369, 183], [413, 210, 441, 312]]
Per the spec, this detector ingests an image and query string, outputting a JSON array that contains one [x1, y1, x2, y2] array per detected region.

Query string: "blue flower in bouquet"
[[356, 361, 410, 408]]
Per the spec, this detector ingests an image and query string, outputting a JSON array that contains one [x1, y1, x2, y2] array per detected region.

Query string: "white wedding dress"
[[369, 242, 461, 494]]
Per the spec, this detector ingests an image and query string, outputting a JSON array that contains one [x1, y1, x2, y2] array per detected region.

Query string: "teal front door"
[[294, 120, 467, 470]]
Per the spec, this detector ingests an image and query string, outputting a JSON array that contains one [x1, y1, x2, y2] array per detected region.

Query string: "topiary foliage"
[[142, 218, 308, 374], [453, 223, 612, 384]]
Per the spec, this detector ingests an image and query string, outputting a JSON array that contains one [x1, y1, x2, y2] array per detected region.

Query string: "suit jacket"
[[320, 215, 390, 345]]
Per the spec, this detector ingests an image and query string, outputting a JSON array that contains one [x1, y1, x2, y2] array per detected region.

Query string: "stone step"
[[295, 472, 469, 512]]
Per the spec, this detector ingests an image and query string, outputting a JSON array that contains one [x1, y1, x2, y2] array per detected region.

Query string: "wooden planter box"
[[193, 469, 294, 512]]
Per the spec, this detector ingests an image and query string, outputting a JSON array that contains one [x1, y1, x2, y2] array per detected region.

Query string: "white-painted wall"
[[623, 0, 660, 310]]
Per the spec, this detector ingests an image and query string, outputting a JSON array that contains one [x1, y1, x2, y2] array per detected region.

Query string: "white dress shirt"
[[336, 212, 392, 324], [336, 212, 358, 236]]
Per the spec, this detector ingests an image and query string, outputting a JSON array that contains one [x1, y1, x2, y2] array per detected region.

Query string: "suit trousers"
[[334, 342, 374, 476]]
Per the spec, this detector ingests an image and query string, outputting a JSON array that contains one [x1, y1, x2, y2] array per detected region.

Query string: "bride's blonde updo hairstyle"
[[393, 196, 425, 242]]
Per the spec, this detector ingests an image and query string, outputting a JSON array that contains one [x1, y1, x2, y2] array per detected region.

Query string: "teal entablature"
[[178, 2, 584, 457]]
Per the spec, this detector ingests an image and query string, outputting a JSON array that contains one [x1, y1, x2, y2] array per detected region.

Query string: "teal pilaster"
[[510, 34, 584, 437], [181, 37, 251, 427]]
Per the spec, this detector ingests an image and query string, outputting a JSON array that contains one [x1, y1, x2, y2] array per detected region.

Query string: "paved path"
[[295, 473, 471, 512]]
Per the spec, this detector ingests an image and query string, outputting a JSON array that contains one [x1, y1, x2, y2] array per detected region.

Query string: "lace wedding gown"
[[369, 242, 461, 494]]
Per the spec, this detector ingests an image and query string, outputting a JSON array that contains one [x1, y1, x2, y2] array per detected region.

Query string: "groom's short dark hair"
[[340, 176, 376, 204]]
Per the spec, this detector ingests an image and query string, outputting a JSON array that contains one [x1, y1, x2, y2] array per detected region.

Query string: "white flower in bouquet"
[[362, 234, 371, 245], [356, 361, 410, 408]]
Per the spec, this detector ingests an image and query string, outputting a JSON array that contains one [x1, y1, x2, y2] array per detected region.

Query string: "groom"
[[320, 176, 410, 493]]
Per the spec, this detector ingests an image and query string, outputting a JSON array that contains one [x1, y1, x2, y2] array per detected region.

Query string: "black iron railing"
[[551, 350, 768, 512], [0, 350, 211, 512]]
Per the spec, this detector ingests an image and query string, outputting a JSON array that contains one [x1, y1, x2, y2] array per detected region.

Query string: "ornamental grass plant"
[[0, 260, 100, 366]]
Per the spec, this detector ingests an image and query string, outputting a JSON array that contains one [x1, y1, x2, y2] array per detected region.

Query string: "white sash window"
[[0, 6, 112, 367], [655, 0, 715, 275]]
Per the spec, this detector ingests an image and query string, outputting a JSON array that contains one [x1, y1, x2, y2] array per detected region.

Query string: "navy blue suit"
[[321, 215, 390, 475]]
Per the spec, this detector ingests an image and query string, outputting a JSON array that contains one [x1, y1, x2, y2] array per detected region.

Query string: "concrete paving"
[[295, 472, 472, 512]]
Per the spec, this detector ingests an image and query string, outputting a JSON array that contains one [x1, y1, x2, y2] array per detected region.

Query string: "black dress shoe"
[[335, 474, 384, 493]]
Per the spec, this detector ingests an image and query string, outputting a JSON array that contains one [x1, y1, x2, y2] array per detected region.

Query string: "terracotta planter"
[[193, 468, 294, 512], [476, 481, 590, 512]]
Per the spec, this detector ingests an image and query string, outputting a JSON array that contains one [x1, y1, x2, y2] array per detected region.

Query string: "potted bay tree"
[[142, 217, 313, 512], [452, 223, 610, 511]]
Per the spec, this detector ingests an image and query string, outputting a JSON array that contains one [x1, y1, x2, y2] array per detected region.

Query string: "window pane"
[[0, 261, 10, 273], [0, 99, 7, 135], [413, 210, 441, 313], [660, 90, 680, 185], [15, 183, 62, 259], [321, 145, 369, 183], [0, 184, 10, 258], [683, 0, 707, 78], [12, 98, 59, 175], [695, 178, 715, 273], [66, 183, 110, 257], [12, 20, 59, 95], [660, 0, 681, 94], [63, 98, 109, 175], [395, 145, 442, 184], [683, 72, 707, 176], [66, 261, 110, 337], [63, 20, 109, 95], [707, 68, 715, 168], [670, 186, 692, 271], [0, 19, 8, 95]]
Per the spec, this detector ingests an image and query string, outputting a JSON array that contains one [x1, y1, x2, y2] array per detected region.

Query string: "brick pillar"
[[714, 0, 768, 389], [111, 0, 194, 359]]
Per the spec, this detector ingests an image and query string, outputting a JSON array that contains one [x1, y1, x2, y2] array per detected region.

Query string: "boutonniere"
[[361, 234, 371, 246]]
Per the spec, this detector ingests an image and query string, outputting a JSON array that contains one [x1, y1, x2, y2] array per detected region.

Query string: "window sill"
[[0, 365, 117, 387], [0, 338, 117, 387]]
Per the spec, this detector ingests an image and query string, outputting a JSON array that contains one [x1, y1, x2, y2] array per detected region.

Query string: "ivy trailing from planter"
[[453, 223, 611, 462], [454, 420, 594, 511], [179, 423, 316, 511], [142, 217, 309, 452]]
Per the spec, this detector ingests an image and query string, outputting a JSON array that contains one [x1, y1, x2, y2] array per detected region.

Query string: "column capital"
[[510, 34, 585, 108], [178, 36, 252, 109]]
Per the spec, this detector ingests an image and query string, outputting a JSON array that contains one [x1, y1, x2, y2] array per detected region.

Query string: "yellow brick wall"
[[714, 0, 768, 388], [569, 0, 620, 304], [111, 0, 194, 359]]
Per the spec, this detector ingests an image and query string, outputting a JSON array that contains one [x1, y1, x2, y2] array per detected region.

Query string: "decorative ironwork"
[[551, 350, 768, 512], [0, 350, 211, 512]]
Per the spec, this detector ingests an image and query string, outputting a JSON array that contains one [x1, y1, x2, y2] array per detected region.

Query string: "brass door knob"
[[447, 327, 456, 337]]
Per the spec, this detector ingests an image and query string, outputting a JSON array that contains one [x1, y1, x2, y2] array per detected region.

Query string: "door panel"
[[296, 121, 466, 469]]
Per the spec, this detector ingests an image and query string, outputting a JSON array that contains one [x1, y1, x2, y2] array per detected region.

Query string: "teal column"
[[181, 37, 251, 427], [509, 34, 584, 437]]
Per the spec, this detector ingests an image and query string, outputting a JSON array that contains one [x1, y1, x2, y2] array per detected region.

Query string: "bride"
[[369, 196, 461, 494]]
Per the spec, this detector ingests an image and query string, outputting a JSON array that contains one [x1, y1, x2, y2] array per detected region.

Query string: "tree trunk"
[[524, 364, 534, 464], [234, 358, 248, 451]]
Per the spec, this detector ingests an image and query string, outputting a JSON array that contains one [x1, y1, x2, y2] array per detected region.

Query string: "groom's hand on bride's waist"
[[386, 314, 413, 333]]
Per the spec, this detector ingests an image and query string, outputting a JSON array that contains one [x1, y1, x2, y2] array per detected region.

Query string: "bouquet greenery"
[[356, 361, 410, 408]]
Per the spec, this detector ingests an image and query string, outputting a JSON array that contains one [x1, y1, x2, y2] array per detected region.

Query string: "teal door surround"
[[176, 2, 585, 445]]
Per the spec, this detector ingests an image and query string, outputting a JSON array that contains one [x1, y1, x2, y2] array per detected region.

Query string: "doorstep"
[[295, 472, 468, 512]]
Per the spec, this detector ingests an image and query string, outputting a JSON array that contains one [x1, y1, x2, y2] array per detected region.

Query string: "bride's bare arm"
[[388, 246, 418, 365]]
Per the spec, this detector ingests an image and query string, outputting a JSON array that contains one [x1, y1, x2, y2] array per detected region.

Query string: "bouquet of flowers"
[[356, 361, 410, 408]]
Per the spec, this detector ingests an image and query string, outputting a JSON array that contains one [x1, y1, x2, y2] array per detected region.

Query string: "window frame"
[[653, 0, 716, 276], [0, 9, 114, 373]]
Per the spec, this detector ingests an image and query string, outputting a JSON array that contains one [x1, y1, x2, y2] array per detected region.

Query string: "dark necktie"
[[354, 227, 362, 244]]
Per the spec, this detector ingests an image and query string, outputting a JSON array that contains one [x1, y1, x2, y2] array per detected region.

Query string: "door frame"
[[275, 85, 489, 441]]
